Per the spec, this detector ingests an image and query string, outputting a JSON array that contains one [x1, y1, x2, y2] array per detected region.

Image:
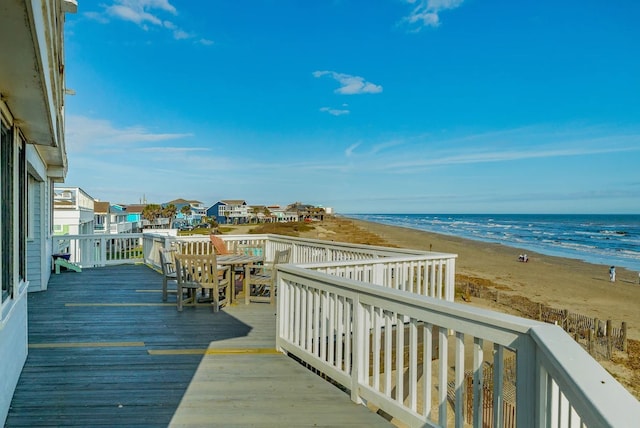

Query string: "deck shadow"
[[6, 265, 259, 427]]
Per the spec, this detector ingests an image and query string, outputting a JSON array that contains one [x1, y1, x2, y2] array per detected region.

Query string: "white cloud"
[[381, 131, 640, 171], [135, 147, 210, 153], [173, 30, 191, 40], [84, 11, 109, 24], [313, 71, 382, 95], [94, 1, 211, 44], [345, 143, 360, 157], [66, 115, 193, 152], [107, 5, 162, 26], [320, 107, 350, 116], [115, 0, 177, 16], [402, 0, 464, 31]]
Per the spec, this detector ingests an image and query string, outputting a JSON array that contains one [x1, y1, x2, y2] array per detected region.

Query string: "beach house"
[[208, 199, 250, 224], [93, 201, 139, 234], [0, 0, 75, 423], [53, 186, 95, 235], [166, 198, 207, 225]]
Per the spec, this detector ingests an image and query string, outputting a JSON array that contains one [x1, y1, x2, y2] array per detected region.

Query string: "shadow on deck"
[[6, 265, 390, 427]]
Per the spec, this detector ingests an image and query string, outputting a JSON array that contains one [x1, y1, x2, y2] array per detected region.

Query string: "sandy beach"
[[343, 218, 640, 334], [231, 216, 640, 336], [226, 216, 640, 398]]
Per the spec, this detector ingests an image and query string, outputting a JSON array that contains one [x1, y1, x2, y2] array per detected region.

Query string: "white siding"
[[27, 175, 44, 291], [0, 287, 27, 426]]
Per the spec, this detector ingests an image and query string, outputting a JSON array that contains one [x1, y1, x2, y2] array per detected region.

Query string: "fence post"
[[537, 303, 542, 321], [562, 309, 569, 331], [621, 322, 628, 352], [587, 329, 593, 355], [594, 318, 600, 337], [606, 320, 613, 358]]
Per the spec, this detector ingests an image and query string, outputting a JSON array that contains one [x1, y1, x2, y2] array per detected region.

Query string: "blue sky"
[[64, 0, 640, 214]]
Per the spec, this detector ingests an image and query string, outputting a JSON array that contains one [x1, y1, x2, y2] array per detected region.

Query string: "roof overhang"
[[0, 0, 76, 175]]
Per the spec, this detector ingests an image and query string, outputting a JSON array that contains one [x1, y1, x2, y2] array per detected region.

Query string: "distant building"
[[93, 202, 140, 234], [122, 204, 145, 231], [286, 202, 327, 221], [268, 206, 299, 222], [208, 200, 249, 224], [54, 187, 95, 236], [166, 198, 206, 225]]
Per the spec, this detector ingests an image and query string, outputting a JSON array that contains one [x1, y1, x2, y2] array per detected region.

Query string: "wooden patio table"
[[216, 254, 263, 304]]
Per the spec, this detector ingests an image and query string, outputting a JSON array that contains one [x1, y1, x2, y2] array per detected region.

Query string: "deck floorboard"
[[6, 264, 390, 427]]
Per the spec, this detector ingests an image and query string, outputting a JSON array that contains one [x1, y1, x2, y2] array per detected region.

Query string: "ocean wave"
[[348, 214, 640, 271], [599, 230, 628, 236]]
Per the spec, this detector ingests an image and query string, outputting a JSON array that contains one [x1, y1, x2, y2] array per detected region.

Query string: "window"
[[28, 174, 36, 240], [0, 124, 27, 298], [1, 121, 14, 299], [18, 136, 26, 281]]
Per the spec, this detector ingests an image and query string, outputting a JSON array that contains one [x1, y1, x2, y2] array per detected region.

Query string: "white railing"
[[302, 256, 455, 302], [50, 232, 639, 426], [275, 266, 640, 428], [109, 221, 134, 234], [53, 233, 144, 267]]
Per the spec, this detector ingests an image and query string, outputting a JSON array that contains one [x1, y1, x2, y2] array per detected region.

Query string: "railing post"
[[536, 362, 550, 426], [99, 236, 107, 267], [350, 293, 363, 404], [515, 335, 536, 426], [275, 273, 285, 353], [446, 258, 456, 302], [472, 337, 484, 428]]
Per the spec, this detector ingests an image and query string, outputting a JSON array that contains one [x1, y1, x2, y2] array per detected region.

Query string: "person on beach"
[[609, 266, 616, 282]]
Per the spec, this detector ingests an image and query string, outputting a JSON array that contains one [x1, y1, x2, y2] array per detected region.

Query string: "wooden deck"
[[6, 264, 390, 427]]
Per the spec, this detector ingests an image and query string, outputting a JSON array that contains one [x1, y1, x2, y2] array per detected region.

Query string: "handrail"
[[300, 255, 456, 302], [53, 233, 144, 267], [50, 231, 640, 426], [275, 265, 640, 427]]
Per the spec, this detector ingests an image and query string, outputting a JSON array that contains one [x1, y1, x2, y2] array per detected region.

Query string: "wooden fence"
[[461, 283, 628, 360]]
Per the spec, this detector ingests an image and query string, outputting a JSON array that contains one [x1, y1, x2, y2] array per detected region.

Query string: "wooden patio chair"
[[174, 253, 230, 312], [237, 243, 265, 258], [159, 248, 177, 302], [244, 248, 291, 304], [209, 234, 233, 255]]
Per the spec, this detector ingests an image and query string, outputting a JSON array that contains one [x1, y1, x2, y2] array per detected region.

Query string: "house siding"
[[27, 175, 44, 291], [0, 0, 72, 424], [0, 287, 28, 425]]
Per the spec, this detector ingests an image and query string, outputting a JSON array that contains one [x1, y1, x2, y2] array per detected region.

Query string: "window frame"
[[1, 119, 14, 300]]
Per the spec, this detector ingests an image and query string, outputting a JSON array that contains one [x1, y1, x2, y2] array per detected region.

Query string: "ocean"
[[345, 214, 640, 272]]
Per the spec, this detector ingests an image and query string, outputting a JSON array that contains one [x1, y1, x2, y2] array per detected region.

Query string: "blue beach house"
[[207, 200, 249, 225]]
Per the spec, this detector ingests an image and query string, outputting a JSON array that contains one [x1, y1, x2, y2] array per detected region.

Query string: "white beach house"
[[0, 0, 75, 423]]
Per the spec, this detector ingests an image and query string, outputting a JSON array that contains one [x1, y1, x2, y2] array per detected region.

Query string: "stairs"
[[54, 257, 82, 274]]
